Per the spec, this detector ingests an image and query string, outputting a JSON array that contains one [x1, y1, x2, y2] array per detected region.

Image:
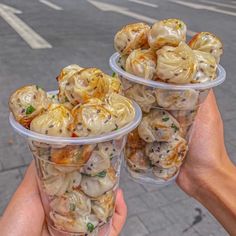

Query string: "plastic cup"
[[9, 90, 142, 236], [109, 52, 226, 185]]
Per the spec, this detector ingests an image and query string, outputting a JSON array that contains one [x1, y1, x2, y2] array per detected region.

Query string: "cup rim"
[[9, 91, 142, 145], [109, 52, 226, 90]]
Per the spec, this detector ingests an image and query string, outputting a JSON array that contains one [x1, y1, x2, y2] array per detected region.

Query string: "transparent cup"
[[9, 91, 142, 236], [109, 52, 226, 185]]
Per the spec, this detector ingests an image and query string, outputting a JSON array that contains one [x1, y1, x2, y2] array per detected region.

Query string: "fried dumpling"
[[30, 104, 73, 137], [152, 166, 178, 180], [145, 136, 188, 168], [154, 88, 199, 110], [138, 110, 181, 143], [189, 32, 223, 64], [64, 68, 110, 105], [125, 49, 157, 80], [81, 167, 117, 198], [57, 64, 83, 103], [114, 22, 150, 55], [125, 84, 156, 113], [148, 19, 186, 50], [126, 129, 146, 149], [91, 191, 115, 222], [192, 50, 217, 83], [50, 191, 91, 217], [156, 42, 197, 84], [106, 74, 123, 94], [9, 85, 50, 128]]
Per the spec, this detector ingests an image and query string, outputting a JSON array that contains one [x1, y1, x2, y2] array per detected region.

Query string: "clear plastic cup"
[[9, 91, 142, 236], [109, 52, 226, 185]]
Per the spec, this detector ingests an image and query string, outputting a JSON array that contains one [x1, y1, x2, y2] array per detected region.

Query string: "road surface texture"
[[0, 0, 236, 235]]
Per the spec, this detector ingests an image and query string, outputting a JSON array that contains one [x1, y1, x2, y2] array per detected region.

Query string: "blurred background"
[[0, 0, 236, 235]]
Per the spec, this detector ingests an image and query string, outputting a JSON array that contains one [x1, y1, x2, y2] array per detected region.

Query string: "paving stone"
[[126, 196, 149, 217], [120, 216, 149, 236]]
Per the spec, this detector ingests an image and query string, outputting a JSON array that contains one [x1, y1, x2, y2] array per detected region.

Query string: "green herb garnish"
[[96, 170, 107, 178], [52, 95, 55, 99], [171, 123, 179, 132], [162, 117, 169, 122], [69, 203, 76, 211], [26, 105, 36, 115], [112, 72, 116, 77], [87, 223, 95, 232]]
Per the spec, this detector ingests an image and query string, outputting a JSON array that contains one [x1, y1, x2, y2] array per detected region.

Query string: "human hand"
[[0, 161, 127, 236]]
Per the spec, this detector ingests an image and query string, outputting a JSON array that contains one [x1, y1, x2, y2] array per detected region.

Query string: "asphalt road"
[[0, 0, 236, 235]]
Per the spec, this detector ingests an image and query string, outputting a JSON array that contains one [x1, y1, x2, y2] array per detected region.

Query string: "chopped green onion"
[[26, 105, 36, 115], [171, 123, 179, 132], [162, 117, 169, 122], [87, 223, 95, 232], [52, 95, 55, 99], [69, 203, 76, 211], [112, 72, 116, 77], [65, 97, 69, 102], [96, 170, 106, 178]]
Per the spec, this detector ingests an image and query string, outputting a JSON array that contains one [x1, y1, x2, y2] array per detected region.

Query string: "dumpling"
[[50, 191, 91, 217], [117, 55, 128, 70], [56, 64, 83, 103], [125, 84, 156, 113], [189, 32, 223, 63], [192, 50, 217, 83], [145, 135, 188, 168], [126, 129, 146, 149], [9, 85, 50, 128], [50, 145, 94, 167], [170, 109, 197, 127], [81, 167, 117, 198], [138, 110, 181, 143], [154, 88, 199, 110], [114, 22, 150, 55], [50, 212, 99, 233], [152, 166, 178, 180], [47, 93, 60, 104], [125, 49, 157, 80], [91, 191, 115, 223], [30, 104, 73, 137], [156, 42, 197, 84], [69, 98, 117, 137], [148, 19, 187, 50], [104, 92, 135, 128]]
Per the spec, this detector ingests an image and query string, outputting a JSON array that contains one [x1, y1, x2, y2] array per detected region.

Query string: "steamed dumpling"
[[114, 22, 150, 55], [154, 88, 199, 110], [138, 110, 181, 143], [145, 135, 188, 168], [81, 167, 117, 198], [148, 19, 187, 50], [152, 166, 178, 180], [9, 85, 50, 128], [192, 50, 217, 83], [156, 42, 197, 84], [91, 191, 115, 222], [125, 49, 157, 80], [125, 84, 156, 113], [189, 32, 223, 63], [30, 104, 73, 137]]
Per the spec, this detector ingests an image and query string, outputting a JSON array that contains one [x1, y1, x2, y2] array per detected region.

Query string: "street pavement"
[[0, 0, 236, 235]]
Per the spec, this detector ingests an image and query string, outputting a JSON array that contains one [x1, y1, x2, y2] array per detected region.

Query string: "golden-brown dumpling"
[[57, 64, 83, 103], [148, 19, 187, 50], [64, 68, 110, 105], [192, 50, 217, 83], [114, 22, 150, 55], [106, 74, 123, 94], [138, 110, 181, 143], [9, 85, 50, 128], [30, 104, 73, 137], [156, 42, 197, 84], [152, 166, 178, 180], [125, 49, 157, 80], [189, 32, 223, 64]]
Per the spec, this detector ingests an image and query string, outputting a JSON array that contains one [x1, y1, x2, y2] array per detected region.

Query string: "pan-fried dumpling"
[[145, 136, 188, 168], [154, 89, 199, 110], [152, 166, 178, 180], [192, 50, 217, 83], [138, 110, 181, 143], [189, 32, 223, 64], [148, 19, 187, 50], [30, 104, 73, 137], [114, 22, 150, 55], [156, 42, 197, 84], [126, 129, 146, 149], [50, 191, 91, 217], [81, 167, 117, 198], [125, 49, 157, 80], [57, 64, 83, 103], [9, 85, 50, 128], [50, 212, 99, 233], [64, 68, 110, 105], [91, 191, 115, 223], [104, 92, 135, 128], [125, 84, 156, 113]]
